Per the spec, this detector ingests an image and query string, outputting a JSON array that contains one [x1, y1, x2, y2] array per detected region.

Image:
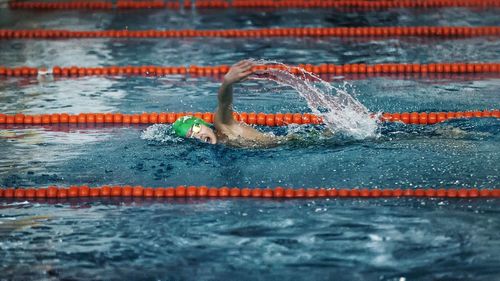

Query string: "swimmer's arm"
[[216, 60, 255, 125], [215, 81, 235, 125]]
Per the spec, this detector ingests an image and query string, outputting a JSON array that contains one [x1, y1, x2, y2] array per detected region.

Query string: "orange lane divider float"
[[8, 0, 500, 10], [8, 1, 180, 10], [1, 186, 499, 199], [0, 111, 498, 126], [1, 27, 499, 39], [213, 0, 500, 9], [116, 0, 180, 9], [1, 63, 500, 78]]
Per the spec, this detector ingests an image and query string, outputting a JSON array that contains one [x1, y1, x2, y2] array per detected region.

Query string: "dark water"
[[1, 198, 500, 281], [1, 6, 500, 281]]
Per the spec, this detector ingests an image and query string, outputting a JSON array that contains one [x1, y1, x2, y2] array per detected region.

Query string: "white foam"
[[140, 124, 183, 143]]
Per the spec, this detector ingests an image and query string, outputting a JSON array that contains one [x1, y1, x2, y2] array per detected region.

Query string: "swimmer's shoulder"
[[215, 120, 283, 148]]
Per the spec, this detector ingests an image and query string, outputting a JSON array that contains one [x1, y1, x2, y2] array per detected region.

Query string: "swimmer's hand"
[[223, 60, 255, 85]]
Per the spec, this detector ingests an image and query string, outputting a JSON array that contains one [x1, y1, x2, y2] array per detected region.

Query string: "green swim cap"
[[171, 116, 212, 138]]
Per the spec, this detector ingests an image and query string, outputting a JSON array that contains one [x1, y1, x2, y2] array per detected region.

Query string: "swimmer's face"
[[187, 124, 217, 144]]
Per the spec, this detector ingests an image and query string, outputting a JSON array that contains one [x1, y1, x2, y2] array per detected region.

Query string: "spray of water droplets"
[[141, 124, 183, 143], [250, 59, 380, 140]]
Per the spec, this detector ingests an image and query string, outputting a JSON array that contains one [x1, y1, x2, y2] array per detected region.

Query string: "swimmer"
[[172, 60, 287, 147], [0, 130, 43, 144], [0, 215, 51, 236]]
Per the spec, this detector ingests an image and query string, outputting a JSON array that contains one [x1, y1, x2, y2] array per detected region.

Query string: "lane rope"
[[1, 186, 499, 199], [1, 27, 499, 39], [1, 63, 500, 78], [212, 0, 500, 9], [8, 1, 176, 9], [8, 0, 500, 10], [0, 111, 498, 126]]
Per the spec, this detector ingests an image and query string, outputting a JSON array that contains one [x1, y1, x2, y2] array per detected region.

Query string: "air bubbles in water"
[[250, 59, 380, 140]]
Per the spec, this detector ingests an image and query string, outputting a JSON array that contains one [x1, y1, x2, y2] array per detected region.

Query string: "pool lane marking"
[[8, 0, 500, 10], [1, 27, 499, 39], [1, 186, 499, 199], [1, 63, 500, 78], [0, 111, 498, 127]]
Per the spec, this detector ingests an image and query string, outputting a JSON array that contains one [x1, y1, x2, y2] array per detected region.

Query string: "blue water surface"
[[1, 6, 500, 281]]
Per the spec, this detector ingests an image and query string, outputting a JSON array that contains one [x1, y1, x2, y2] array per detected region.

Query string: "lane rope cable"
[[1, 111, 498, 126], [8, 0, 500, 10], [1, 63, 500, 77], [1, 27, 499, 39], [1, 186, 499, 199]]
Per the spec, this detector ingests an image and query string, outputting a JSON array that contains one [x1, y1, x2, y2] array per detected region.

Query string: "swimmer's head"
[[172, 116, 217, 144]]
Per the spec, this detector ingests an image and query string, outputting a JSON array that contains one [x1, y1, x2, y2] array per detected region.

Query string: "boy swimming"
[[172, 60, 283, 147]]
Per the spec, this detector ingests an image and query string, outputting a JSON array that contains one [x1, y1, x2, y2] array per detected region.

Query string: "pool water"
[[1, 6, 500, 281]]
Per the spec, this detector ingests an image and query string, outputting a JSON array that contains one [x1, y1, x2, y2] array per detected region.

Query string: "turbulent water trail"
[[251, 60, 379, 140]]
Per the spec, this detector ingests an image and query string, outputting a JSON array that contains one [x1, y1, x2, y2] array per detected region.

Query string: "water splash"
[[141, 124, 183, 143], [251, 59, 380, 140]]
